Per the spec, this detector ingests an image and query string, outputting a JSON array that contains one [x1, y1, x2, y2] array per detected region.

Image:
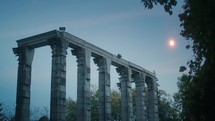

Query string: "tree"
[[178, 1, 215, 120], [65, 88, 179, 121], [173, 75, 193, 121], [141, 0, 215, 120], [90, 88, 121, 120], [0, 102, 6, 121], [141, 0, 177, 15], [111, 90, 121, 120], [30, 106, 48, 121], [65, 98, 77, 121], [91, 89, 99, 121], [158, 90, 180, 121]]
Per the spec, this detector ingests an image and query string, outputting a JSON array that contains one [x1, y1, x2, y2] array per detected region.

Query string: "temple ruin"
[[13, 28, 159, 121]]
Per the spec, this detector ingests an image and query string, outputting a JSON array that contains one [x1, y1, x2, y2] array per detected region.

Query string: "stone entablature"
[[15, 30, 155, 77], [13, 28, 159, 121]]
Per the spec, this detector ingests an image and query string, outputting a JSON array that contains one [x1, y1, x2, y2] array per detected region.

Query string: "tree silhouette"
[[0, 102, 6, 121], [141, 0, 215, 120]]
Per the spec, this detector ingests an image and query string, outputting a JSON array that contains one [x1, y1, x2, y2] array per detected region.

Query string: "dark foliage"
[[141, 0, 215, 120], [158, 90, 180, 121], [141, 0, 177, 15], [65, 98, 77, 121], [178, 1, 215, 120], [0, 103, 5, 121]]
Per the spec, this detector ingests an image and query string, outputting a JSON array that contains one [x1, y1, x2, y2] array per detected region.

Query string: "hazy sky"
[[0, 0, 192, 114]]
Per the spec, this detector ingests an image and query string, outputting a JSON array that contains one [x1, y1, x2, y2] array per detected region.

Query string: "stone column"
[[134, 72, 147, 121], [146, 77, 159, 121], [13, 47, 35, 121], [72, 48, 91, 121], [94, 57, 111, 121], [50, 38, 68, 121], [116, 66, 133, 121]]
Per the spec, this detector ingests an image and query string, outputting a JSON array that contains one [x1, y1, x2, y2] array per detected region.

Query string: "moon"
[[168, 39, 176, 48]]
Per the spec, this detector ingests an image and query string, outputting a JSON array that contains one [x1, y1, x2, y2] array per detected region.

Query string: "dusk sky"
[[0, 0, 192, 114]]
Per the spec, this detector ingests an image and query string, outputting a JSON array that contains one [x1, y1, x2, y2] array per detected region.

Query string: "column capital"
[[71, 47, 92, 66], [13, 46, 35, 66], [133, 72, 145, 84], [93, 56, 111, 72], [49, 37, 69, 49], [116, 66, 127, 77], [116, 66, 130, 90], [116, 66, 132, 82], [49, 38, 68, 57], [93, 56, 105, 67], [145, 76, 158, 90], [71, 47, 84, 58]]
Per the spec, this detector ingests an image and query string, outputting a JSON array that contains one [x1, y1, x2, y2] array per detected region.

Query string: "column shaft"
[[50, 38, 68, 121], [13, 47, 35, 121], [116, 67, 133, 121], [146, 77, 159, 121], [134, 73, 147, 121], [94, 57, 111, 121], [72, 48, 91, 121]]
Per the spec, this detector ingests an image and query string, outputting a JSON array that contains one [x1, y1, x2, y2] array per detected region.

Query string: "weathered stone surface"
[[116, 66, 133, 121], [13, 47, 34, 121], [13, 29, 159, 121], [50, 38, 68, 121], [146, 77, 159, 121], [94, 57, 112, 121], [72, 47, 91, 121], [134, 72, 147, 121]]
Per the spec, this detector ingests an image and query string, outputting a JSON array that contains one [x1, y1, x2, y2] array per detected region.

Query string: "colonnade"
[[13, 29, 159, 121]]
